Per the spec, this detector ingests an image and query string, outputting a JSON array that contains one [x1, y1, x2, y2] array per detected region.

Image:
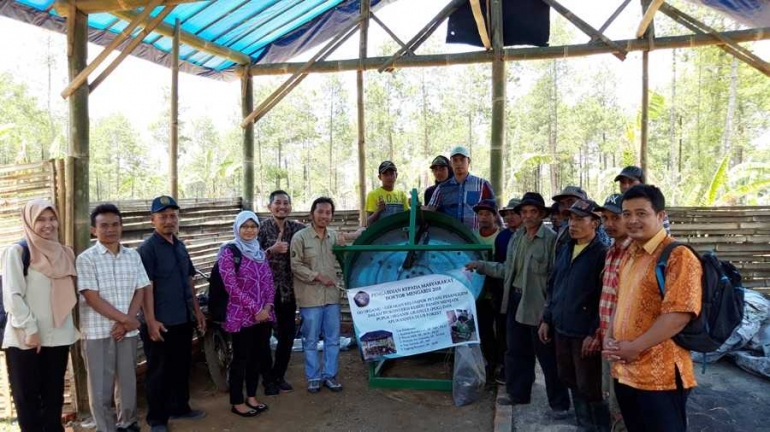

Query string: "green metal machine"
[[333, 189, 492, 391]]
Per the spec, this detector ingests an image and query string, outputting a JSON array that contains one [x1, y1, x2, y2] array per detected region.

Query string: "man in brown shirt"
[[603, 185, 702, 432]]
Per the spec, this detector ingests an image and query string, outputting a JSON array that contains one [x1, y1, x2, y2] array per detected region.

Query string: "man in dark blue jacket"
[[539, 199, 608, 431]]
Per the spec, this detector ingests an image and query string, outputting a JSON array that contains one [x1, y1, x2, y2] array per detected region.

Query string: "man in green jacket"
[[466, 192, 570, 415]]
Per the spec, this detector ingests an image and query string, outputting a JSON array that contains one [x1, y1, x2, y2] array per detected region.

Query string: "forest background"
[[2, 0, 770, 211]]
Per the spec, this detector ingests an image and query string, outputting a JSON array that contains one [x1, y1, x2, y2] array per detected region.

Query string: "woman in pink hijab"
[[2, 199, 79, 432]]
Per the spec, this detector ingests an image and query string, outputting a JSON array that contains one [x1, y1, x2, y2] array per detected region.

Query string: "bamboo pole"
[[636, 0, 664, 38], [378, 0, 466, 72], [370, 12, 412, 54], [541, 0, 628, 61], [249, 27, 770, 76], [54, 159, 66, 241], [469, 0, 492, 49], [60, 0, 164, 99], [490, 0, 504, 199], [89, 6, 176, 93], [596, 0, 632, 37], [170, 18, 179, 200], [242, 67, 254, 211], [66, 3, 90, 414], [640, 0, 652, 173], [110, 9, 250, 65], [240, 19, 362, 127], [357, 0, 370, 225], [660, 3, 770, 77]]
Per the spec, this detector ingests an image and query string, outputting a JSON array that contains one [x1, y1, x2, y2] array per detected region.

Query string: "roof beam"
[[53, 0, 199, 15], [636, 0, 664, 38], [249, 27, 770, 75], [60, 0, 165, 99], [659, 3, 770, 76], [111, 9, 251, 65], [541, 0, 627, 61]]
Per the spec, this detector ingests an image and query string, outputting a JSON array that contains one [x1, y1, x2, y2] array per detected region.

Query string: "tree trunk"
[[329, 83, 334, 193], [548, 60, 559, 196], [722, 56, 738, 163], [669, 49, 677, 177]]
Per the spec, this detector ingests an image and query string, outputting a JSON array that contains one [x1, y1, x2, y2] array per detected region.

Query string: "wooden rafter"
[[660, 3, 770, 77], [240, 18, 363, 127], [595, 0, 632, 38], [378, 0, 466, 72], [111, 10, 250, 65], [53, 0, 198, 15], [89, 5, 177, 92], [60, 0, 165, 99], [636, 0, 664, 38], [248, 27, 770, 76], [541, 0, 628, 61], [370, 12, 412, 55]]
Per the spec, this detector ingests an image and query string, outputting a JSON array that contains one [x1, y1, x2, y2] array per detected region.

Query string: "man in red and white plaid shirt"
[[596, 193, 632, 432]]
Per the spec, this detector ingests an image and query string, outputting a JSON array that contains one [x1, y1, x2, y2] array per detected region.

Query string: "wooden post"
[[357, 0, 370, 224], [66, 3, 90, 414], [242, 67, 255, 211], [639, 0, 653, 172], [170, 18, 179, 200], [54, 158, 66, 242], [490, 0, 504, 198]]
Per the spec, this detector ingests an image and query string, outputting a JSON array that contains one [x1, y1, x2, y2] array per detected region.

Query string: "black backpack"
[[0, 240, 31, 348], [655, 242, 744, 354], [207, 244, 242, 323]]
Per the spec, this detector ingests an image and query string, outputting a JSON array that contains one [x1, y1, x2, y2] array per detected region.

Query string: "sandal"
[[231, 406, 258, 417], [246, 401, 269, 414]]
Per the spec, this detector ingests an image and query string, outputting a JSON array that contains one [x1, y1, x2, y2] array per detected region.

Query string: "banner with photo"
[[347, 271, 480, 362]]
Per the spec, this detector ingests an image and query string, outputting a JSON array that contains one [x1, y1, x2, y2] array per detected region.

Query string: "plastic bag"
[[452, 343, 486, 407]]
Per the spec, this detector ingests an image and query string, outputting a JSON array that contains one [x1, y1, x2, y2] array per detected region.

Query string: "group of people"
[[2, 142, 702, 432], [1, 191, 359, 432]]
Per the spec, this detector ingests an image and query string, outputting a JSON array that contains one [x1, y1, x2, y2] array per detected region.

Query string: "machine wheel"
[[203, 325, 232, 392]]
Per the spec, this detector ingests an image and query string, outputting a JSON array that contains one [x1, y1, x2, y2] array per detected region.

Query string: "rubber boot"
[[571, 389, 594, 432], [590, 401, 611, 432]]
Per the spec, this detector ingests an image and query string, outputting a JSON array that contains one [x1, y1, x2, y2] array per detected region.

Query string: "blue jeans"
[[300, 304, 341, 381]]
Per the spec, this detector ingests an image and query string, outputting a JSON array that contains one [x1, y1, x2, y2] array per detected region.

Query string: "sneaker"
[[264, 382, 280, 396], [307, 379, 321, 393], [277, 378, 293, 392], [169, 409, 206, 420], [323, 378, 343, 392]]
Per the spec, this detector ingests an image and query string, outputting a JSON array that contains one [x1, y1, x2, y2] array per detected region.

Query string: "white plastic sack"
[[452, 344, 486, 407], [732, 350, 770, 379], [747, 321, 770, 357]]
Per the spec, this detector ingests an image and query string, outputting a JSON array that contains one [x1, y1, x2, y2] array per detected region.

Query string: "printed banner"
[[347, 271, 480, 361]]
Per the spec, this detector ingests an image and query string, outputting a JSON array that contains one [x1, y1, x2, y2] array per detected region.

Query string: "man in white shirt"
[[77, 204, 148, 432]]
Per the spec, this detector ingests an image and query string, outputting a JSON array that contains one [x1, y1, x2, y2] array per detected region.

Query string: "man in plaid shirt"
[[596, 194, 632, 432], [77, 204, 148, 432], [427, 146, 495, 231]]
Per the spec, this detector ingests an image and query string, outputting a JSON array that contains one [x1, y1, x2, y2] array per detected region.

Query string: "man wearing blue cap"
[[427, 146, 495, 231], [137, 196, 206, 432]]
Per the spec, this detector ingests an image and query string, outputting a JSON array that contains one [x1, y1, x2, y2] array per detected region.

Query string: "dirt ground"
[[68, 348, 495, 432]]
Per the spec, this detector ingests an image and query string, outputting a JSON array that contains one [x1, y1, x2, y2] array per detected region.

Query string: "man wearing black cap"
[[539, 199, 609, 431], [365, 161, 410, 226], [467, 193, 570, 415], [424, 155, 453, 204], [596, 194, 632, 431], [552, 186, 588, 249], [137, 196, 206, 431], [615, 166, 670, 234]]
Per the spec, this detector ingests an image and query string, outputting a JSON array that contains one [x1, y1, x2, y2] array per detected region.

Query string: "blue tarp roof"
[[1, 0, 388, 79]]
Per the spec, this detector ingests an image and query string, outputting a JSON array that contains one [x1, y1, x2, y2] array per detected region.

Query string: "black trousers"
[[5, 345, 70, 432], [268, 297, 297, 382], [229, 322, 272, 404], [505, 293, 570, 410], [476, 296, 499, 373], [554, 333, 603, 402], [139, 322, 193, 427], [614, 369, 690, 432], [490, 285, 507, 366]]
